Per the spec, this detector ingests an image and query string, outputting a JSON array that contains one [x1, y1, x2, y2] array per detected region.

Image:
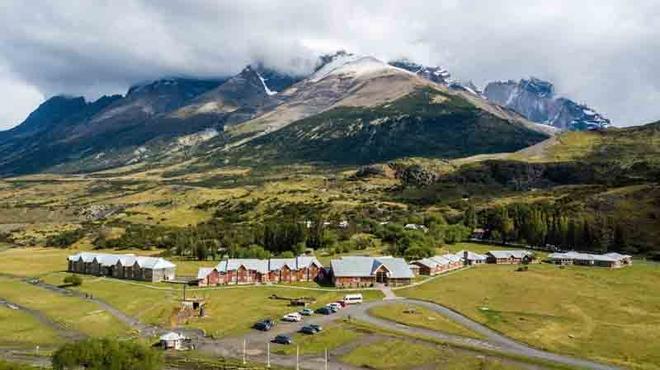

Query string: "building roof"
[[160, 332, 185, 341], [455, 250, 487, 261], [216, 259, 269, 274], [67, 252, 175, 269], [196, 267, 215, 280], [548, 251, 627, 262], [487, 250, 532, 259], [331, 256, 414, 279], [214, 255, 322, 274]]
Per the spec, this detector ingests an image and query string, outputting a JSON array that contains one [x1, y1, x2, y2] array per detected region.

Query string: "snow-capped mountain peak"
[[310, 53, 400, 82]]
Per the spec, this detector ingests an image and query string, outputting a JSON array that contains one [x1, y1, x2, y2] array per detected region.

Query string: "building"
[[159, 332, 186, 350], [485, 250, 534, 264], [457, 250, 487, 266], [404, 224, 428, 233], [196, 255, 323, 286], [548, 251, 632, 268], [67, 252, 176, 282], [412, 254, 463, 276], [470, 228, 486, 240], [331, 256, 414, 288]]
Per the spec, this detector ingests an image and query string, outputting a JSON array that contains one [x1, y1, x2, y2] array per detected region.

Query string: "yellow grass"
[[369, 303, 482, 339], [398, 263, 660, 369], [0, 305, 60, 348], [0, 277, 130, 338]]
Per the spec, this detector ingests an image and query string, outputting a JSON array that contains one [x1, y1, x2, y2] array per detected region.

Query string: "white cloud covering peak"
[[0, 0, 658, 128]]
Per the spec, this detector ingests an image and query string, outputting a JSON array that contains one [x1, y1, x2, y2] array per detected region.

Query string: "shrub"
[[63, 274, 82, 287], [52, 338, 162, 370]]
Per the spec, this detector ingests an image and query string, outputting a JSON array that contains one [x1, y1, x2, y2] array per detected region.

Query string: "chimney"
[[463, 250, 469, 266]]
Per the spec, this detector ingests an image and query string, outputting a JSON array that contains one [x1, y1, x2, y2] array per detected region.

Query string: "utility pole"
[[267, 342, 271, 368], [182, 284, 187, 301], [325, 347, 328, 370], [243, 338, 247, 365], [296, 345, 300, 370]]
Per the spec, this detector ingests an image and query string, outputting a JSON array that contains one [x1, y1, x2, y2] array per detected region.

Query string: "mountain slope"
[[225, 87, 550, 165], [484, 78, 610, 130]]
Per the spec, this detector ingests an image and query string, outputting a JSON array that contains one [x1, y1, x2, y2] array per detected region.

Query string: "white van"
[[343, 293, 363, 305]]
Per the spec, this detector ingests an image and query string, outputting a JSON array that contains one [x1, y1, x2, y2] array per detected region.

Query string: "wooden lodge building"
[[196, 256, 323, 286], [485, 250, 534, 264], [67, 252, 176, 282], [548, 251, 632, 268], [330, 256, 414, 288], [412, 253, 463, 276]]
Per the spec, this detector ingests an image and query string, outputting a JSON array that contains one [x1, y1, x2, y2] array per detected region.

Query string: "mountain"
[[389, 59, 451, 84], [220, 55, 552, 165], [483, 78, 610, 130], [0, 53, 557, 175]]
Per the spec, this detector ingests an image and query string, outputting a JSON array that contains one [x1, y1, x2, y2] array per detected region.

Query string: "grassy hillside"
[[228, 88, 549, 165]]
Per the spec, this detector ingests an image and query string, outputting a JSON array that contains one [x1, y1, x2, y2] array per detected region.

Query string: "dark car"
[[272, 334, 293, 344], [253, 319, 275, 331], [316, 307, 333, 315], [309, 324, 323, 332], [300, 326, 317, 335]]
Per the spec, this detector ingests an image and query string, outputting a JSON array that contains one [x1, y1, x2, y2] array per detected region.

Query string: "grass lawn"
[[0, 247, 161, 278], [340, 338, 524, 370], [398, 262, 660, 369], [272, 323, 362, 355], [368, 303, 482, 339], [0, 305, 60, 348], [45, 276, 382, 338], [0, 277, 130, 339]]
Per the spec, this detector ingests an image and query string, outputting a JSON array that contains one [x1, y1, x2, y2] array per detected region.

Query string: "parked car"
[[253, 319, 275, 331], [334, 300, 347, 307], [316, 306, 333, 315], [327, 303, 342, 312], [272, 334, 293, 345], [300, 326, 317, 335], [282, 312, 303, 322], [300, 308, 314, 316], [309, 324, 323, 332]]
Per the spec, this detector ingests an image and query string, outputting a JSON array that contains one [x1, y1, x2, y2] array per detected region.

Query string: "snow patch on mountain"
[[255, 70, 277, 96]]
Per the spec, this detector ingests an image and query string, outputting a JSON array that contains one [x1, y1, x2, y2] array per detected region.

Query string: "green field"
[[369, 303, 482, 339], [341, 338, 524, 370], [39, 273, 382, 337], [0, 277, 130, 340], [0, 306, 60, 348], [398, 262, 660, 369], [272, 323, 362, 355]]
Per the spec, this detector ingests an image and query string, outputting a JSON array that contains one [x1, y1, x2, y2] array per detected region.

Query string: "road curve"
[[353, 299, 619, 370]]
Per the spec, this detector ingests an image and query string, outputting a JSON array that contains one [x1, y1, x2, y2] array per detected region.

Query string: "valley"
[[0, 52, 658, 370]]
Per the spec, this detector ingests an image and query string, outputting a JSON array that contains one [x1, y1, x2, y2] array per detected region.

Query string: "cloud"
[[0, 0, 658, 128]]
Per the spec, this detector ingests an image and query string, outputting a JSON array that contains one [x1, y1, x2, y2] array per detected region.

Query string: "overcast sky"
[[1, 0, 659, 129]]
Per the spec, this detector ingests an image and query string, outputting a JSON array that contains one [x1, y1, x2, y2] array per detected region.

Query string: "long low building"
[[485, 250, 534, 264], [412, 250, 488, 275], [196, 255, 323, 286], [331, 256, 414, 288], [548, 251, 632, 268], [412, 254, 463, 275], [67, 252, 176, 282]]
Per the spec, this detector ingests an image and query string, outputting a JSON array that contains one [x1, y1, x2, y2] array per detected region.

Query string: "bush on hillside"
[[63, 274, 82, 287], [52, 338, 161, 370]]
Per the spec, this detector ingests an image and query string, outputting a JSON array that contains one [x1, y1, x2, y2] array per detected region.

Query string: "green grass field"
[[0, 277, 130, 340], [39, 273, 382, 337], [0, 305, 60, 348], [272, 323, 362, 355], [398, 262, 660, 369], [340, 338, 524, 370], [368, 303, 482, 339]]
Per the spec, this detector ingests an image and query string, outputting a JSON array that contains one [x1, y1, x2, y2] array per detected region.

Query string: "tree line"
[[473, 203, 637, 253]]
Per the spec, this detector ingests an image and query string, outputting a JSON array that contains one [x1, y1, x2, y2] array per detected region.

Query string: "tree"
[[63, 274, 82, 287], [52, 338, 162, 370], [463, 205, 477, 230]]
